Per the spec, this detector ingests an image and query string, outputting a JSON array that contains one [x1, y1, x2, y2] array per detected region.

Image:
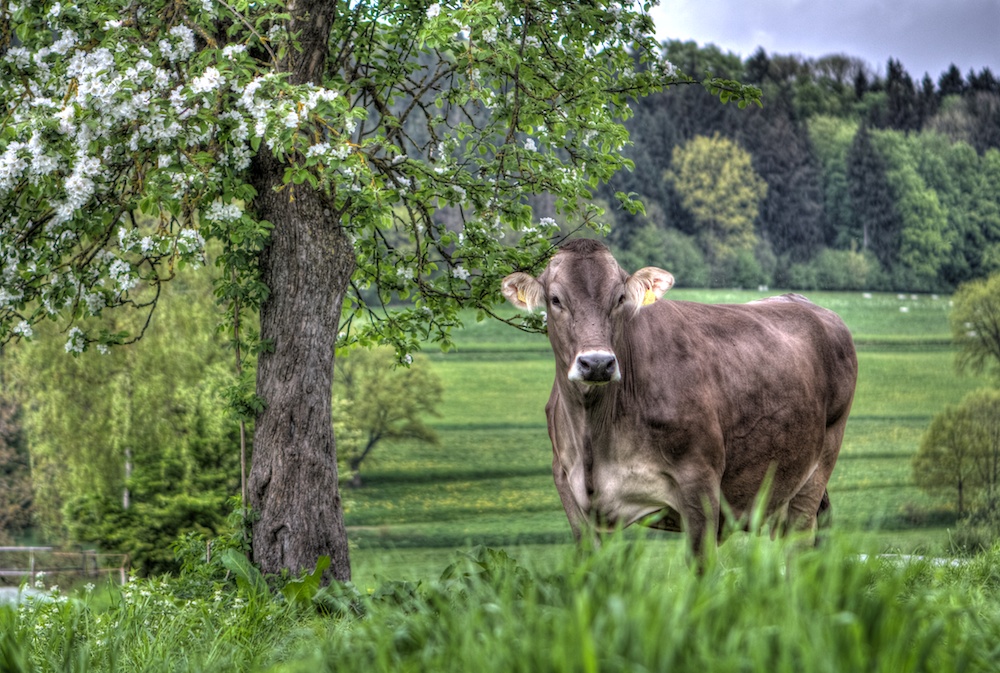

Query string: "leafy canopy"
[[664, 132, 767, 262], [914, 388, 1000, 518], [950, 273, 1000, 382], [333, 346, 443, 486], [0, 0, 761, 359]]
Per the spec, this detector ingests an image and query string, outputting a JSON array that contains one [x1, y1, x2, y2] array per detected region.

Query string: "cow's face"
[[502, 240, 673, 386]]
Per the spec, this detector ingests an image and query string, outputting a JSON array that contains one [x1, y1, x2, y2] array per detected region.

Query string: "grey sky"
[[650, 0, 1000, 80]]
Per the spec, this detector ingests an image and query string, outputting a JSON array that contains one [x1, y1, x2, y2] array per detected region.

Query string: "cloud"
[[651, 0, 1000, 78]]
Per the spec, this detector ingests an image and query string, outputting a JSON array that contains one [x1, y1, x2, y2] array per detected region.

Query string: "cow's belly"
[[588, 461, 682, 531]]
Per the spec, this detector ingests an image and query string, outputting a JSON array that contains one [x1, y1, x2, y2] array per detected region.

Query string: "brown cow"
[[502, 239, 857, 554]]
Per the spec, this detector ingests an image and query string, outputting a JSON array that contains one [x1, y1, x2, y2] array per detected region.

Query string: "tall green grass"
[[6, 536, 1000, 673]]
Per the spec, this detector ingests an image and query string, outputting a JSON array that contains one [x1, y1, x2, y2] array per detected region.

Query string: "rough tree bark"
[[247, 0, 354, 582]]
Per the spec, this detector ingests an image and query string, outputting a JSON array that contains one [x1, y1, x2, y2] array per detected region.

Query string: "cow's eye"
[[550, 295, 562, 308], [617, 293, 626, 307]]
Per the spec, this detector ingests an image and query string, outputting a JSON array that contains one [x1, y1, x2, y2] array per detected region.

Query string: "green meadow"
[[347, 290, 989, 584], [7, 290, 1000, 673]]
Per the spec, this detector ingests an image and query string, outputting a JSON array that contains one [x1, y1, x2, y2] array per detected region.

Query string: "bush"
[[614, 224, 710, 287], [711, 249, 771, 289], [789, 248, 882, 291]]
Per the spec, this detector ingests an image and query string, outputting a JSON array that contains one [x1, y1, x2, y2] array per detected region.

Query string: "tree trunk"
[[248, 148, 355, 582], [245, 0, 351, 583]]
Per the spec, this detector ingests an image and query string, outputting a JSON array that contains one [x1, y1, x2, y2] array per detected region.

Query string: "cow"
[[502, 239, 857, 555]]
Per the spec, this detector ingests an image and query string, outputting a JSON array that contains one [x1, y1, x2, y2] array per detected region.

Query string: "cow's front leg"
[[676, 474, 722, 561], [552, 456, 592, 543]]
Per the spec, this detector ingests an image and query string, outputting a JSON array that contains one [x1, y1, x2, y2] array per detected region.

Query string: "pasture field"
[[6, 289, 1000, 673], [346, 290, 989, 585]]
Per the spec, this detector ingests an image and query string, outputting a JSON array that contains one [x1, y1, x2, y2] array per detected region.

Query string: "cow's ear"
[[502, 272, 545, 311], [626, 267, 674, 308]]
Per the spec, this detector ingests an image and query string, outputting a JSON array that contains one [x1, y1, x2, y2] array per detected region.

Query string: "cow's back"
[[616, 294, 857, 521]]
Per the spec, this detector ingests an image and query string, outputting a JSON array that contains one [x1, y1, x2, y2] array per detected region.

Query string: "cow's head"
[[502, 239, 674, 386]]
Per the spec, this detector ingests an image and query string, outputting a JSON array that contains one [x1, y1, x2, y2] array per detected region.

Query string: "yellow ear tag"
[[517, 287, 526, 305], [642, 288, 657, 306]]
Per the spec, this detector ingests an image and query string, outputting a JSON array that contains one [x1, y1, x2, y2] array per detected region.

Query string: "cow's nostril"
[[572, 351, 619, 383]]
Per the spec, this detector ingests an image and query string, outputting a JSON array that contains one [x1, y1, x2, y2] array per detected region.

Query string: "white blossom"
[[452, 265, 471, 281], [190, 67, 223, 94], [427, 3, 441, 18], [84, 291, 106, 314], [306, 142, 331, 158], [0, 143, 28, 193], [206, 200, 243, 223], [524, 138, 537, 151], [65, 327, 85, 353], [108, 259, 136, 293], [13, 320, 32, 338], [159, 25, 196, 63], [222, 44, 246, 59], [177, 228, 206, 253], [482, 27, 498, 43]]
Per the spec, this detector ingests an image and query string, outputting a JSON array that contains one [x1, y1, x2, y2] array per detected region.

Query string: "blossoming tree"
[[0, 0, 759, 580]]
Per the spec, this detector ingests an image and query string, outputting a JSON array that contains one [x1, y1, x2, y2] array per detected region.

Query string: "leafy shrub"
[[789, 248, 883, 291], [614, 225, 710, 287]]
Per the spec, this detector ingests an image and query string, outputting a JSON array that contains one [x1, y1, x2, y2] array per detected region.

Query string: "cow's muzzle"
[[568, 350, 620, 384]]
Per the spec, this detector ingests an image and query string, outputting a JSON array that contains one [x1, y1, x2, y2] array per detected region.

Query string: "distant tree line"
[[596, 42, 1000, 291]]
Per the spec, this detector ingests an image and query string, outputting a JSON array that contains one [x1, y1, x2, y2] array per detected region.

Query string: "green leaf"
[[280, 555, 332, 606], [221, 549, 269, 598]]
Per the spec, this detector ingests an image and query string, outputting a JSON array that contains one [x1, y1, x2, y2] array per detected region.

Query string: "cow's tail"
[[815, 489, 832, 547], [817, 489, 832, 525]]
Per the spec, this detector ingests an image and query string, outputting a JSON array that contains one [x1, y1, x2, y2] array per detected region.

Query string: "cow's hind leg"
[[783, 470, 828, 543]]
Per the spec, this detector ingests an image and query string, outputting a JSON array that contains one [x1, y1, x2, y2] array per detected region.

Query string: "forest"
[[588, 41, 1000, 293]]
